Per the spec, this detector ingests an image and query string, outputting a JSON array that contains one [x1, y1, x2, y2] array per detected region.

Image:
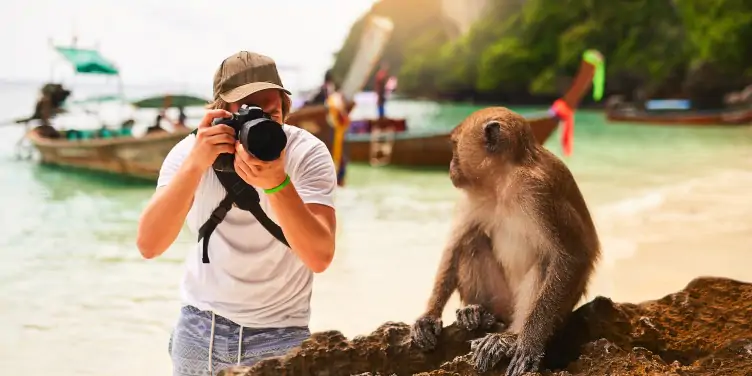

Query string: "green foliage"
[[675, 0, 752, 72], [332, 0, 752, 102]]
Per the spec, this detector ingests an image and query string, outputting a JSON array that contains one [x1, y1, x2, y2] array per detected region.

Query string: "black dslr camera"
[[211, 104, 288, 173]]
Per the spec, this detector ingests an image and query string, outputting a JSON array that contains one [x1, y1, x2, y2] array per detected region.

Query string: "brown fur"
[[410, 107, 601, 376]]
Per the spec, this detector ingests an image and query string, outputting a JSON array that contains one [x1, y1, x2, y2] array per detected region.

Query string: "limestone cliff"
[[441, 0, 489, 37], [328, 0, 455, 92]]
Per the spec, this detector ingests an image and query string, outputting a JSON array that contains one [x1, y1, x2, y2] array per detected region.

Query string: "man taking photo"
[[136, 51, 337, 376]]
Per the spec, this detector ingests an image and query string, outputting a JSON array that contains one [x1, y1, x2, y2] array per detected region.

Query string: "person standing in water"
[[304, 69, 336, 106], [374, 62, 389, 120], [326, 86, 350, 187]]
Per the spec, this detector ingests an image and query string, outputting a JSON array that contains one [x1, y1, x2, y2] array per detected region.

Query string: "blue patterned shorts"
[[168, 305, 310, 376]]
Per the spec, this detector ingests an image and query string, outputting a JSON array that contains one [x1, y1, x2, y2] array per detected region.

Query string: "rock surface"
[[218, 277, 752, 376]]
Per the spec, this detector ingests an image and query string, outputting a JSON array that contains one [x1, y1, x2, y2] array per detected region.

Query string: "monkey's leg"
[[410, 226, 480, 351], [470, 331, 518, 372], [456, 304, 497, 332], [455, 234, 512, 333], [471, 266, 541, 373]]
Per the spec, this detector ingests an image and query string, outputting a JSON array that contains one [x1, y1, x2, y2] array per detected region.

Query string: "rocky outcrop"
[[219, 277, 752, 376]]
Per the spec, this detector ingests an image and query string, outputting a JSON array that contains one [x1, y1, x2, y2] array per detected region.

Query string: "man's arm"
[[266, 142, 337, 273], [136, 136, 203, 259], [136, 109, 236, 259]]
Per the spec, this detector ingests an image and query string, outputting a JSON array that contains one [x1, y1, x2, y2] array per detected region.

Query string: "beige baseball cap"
[[213, 51, 292, 103]]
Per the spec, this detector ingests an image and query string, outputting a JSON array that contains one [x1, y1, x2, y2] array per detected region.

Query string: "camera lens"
[[239, 119, 287, 161]]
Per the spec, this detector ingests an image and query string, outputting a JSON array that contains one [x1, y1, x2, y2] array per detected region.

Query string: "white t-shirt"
[[156, 124, 337, 328]]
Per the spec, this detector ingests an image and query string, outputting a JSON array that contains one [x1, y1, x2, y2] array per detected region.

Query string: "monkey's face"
[[449, 107, 533, 189], [41, 84, 71, 108], [51, 88, 72, 107]]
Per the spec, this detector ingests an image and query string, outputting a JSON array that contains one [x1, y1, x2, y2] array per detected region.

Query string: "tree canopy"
[[331, 0, 752, 108]]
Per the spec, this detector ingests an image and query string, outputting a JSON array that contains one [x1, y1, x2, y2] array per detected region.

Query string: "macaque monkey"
[[409, 107, 600, 376]]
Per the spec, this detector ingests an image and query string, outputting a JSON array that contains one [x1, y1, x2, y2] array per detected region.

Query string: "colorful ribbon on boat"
[[582, 49, 605, 102], [326, 92, 350, 186], [549, 99, 574, 157]]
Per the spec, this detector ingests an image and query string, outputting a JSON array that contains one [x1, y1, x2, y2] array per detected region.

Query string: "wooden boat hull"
[[349, 118, 408, 134], [606, 107, 752, 125], [285, 102, 356, 144], [338, 54, 598, 168], [26, 128, 193, 181], [344, 117, 558, 167]]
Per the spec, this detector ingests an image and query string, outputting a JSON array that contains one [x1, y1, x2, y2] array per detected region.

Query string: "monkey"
[[16, 83, 71, 127], [409, 106, 601, 376]]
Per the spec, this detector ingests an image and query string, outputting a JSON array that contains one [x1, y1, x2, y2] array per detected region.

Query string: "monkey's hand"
[[505, 336, 544, 376], [456, 304, 498, 331], [409, 315, 442, 351], [469, 332, 517, 373]]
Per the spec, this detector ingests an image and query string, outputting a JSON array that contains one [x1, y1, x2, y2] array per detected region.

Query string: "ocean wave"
[[592, 166, 752, 266]]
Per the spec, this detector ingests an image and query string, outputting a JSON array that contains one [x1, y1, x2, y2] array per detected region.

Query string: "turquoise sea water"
[[1, 82, 751, 375]]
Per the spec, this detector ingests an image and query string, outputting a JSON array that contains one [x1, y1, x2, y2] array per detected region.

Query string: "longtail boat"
[[26, 129, 193, 180], [605, 98, 752, 125], [340, 50, 604, 168], [20, 17, 396, 181], [13, 42, 198, 180]]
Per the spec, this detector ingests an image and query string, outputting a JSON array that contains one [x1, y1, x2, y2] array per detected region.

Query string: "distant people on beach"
[[172, 106, 188, 130], [146, 107, 189, 134], [145, 110, 167, 134], [326, 88, 350, 187], [304, 69, 336, 106], [374, 62, 389, 119]]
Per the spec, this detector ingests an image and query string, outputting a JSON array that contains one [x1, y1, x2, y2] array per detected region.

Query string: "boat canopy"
[[54, 46, 120, 75], [61, 93, 211, 111], [131, 94, 210, 109]]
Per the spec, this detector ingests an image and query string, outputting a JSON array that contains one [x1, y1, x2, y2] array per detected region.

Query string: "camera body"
[[211, 104, 288, 173]]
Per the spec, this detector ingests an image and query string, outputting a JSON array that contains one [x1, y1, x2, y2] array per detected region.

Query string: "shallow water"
[[1, 82, 751, 375]]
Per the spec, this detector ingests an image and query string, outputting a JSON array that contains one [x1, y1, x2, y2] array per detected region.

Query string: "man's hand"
[[233, 143, 288, 190], [234, 140, 336, 273], [187, 109, 237, 170]]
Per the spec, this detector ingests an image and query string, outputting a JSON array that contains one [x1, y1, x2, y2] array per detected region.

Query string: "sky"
[[1, 0, 378, 93]]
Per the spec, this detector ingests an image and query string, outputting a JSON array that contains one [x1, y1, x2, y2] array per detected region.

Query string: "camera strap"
[[196, 169, 290, 264]]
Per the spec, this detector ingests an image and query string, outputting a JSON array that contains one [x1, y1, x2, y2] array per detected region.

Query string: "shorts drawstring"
[[207, 310, 244, 372], [237, 326, 244, 364], [208, 312, 216, 375], [172, 306, 310, 374]]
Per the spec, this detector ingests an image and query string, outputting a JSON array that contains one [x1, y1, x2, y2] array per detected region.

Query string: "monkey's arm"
[[424, 238, 461, 317], [411, 225, 475, 350]]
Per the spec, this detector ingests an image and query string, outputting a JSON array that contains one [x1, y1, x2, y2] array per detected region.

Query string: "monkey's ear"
[[484, 121, 502, 153]]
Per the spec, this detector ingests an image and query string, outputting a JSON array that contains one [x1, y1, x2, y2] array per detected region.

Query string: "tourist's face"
[[228, 89, 283, 123]]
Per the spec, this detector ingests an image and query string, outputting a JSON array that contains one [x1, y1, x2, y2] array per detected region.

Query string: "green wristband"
[[264, 174, 291, 194]]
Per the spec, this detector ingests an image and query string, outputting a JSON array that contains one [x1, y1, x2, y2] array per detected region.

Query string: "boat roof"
[[131, 94, 209, 109], [54, 46, 120, 76], [63, 93, 210, 110], [65, 94, 126, 106]]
